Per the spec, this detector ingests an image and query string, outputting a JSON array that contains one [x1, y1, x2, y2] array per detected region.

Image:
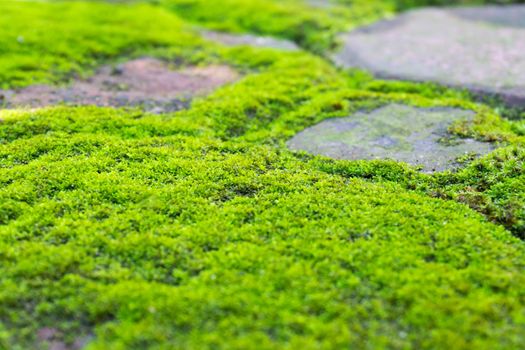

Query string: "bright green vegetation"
[[0, 1, 205, 88], [160, 0, 392, 52], [161, 0, 525, 52], [0, 0, 524, 349]]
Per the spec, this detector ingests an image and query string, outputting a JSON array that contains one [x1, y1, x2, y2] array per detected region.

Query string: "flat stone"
[[451, 5, 525, 29], [332, 6, 525, 107], [287, 104, 494, 173], [2, 58, 239, 113], [306, 0, 333, 8], [201, 30, 300, 51]]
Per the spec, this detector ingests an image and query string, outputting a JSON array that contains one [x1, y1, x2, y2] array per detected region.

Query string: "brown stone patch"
[[2, 58, 239, 113], [36, 327, 93, 350]]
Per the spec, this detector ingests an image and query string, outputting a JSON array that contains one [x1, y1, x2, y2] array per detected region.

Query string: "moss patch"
[[0, 0, 524, 349], [0, 1, 204, 88], [1, 105, 524, 349]]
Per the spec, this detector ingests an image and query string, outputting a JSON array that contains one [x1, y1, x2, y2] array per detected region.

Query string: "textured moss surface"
[[0, 0, 524, 349]]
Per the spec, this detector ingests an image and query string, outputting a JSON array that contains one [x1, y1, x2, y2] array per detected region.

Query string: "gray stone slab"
[[287, 104, 494, 173], [201, 30, 300, 51], [451, 5, 525, 29], [332, 6, 525, 106], [306, 0, 333, 8]]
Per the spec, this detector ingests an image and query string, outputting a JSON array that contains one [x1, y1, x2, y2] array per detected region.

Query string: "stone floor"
[[332, 5, 525, 106], [201, 30, 299, 51], [1, 58, 239, 113], [287, 104, 495, 173]]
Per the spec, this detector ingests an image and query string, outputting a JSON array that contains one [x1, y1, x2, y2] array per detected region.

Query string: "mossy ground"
[[0, 0, 524, 349]]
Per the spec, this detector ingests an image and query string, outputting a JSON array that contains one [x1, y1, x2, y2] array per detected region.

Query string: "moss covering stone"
[[287, 104, 495, 173]]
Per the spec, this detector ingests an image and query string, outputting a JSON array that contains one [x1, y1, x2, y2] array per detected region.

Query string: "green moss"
[[160, 0, 393, 53], [431, 147, 525, 239], [0, 0, 525, 349], [0, 1, 205, 89], [1, 106, 525, 350]]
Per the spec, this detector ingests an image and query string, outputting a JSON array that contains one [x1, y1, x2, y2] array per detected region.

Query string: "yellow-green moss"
[[1, 0, 524, 349], [0, 1, 205, 89]]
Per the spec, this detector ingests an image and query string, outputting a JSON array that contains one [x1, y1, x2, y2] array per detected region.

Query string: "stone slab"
[[201, 30, 300, 51], [287, 104, 494, 173], [332, 6, 525, 106], [306, 0, 333, 8], [1, 58, 239, 113]]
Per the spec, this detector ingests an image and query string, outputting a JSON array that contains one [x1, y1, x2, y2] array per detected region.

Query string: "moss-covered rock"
[[287, 104, 495, 173]]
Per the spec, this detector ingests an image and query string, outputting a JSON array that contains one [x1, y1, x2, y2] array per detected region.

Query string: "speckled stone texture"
[[1, 58, 239, 113], [287, 104, 495, 173], [306, 0, 333, 8], [332, 6, 525, 106]]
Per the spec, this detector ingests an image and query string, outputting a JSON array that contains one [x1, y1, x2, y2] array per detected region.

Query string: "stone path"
[[287, 104, 494, 173], [1, 58, 239, 113], [332, 5, 525, 106], [201, 30, 300, 51], [306, 0, 333, 8]]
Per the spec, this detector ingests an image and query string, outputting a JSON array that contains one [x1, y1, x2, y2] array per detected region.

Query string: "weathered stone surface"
[[306, 0, 333, 8], [332, 6, 525, 106], [201, 30, 300, 51], [2, 58, 239, 113], [451, 5, 525, 28], [287, 104, 494, 173]]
